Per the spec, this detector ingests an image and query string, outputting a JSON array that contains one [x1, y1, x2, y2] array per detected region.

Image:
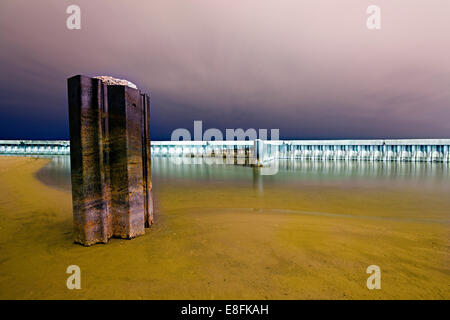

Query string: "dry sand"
[[0, 156, 448, 299]]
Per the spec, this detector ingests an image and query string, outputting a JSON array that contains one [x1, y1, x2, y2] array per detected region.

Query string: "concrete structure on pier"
[[150, 139, 450, 164], [0, 140, 70, 155], [67, 75, 153, 246], [1, 139, 449, 163]]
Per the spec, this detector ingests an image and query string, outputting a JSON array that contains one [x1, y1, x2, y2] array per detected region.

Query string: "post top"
[[94, 76, 138, 89]]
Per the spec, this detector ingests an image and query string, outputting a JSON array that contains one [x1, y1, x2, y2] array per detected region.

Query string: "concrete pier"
[[150, 139, 450, 164], [1, 139, 449, 163], [0, 140, 70, 155]]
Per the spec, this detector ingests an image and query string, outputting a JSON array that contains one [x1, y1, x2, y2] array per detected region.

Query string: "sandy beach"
[[0, 156, 448, 299]]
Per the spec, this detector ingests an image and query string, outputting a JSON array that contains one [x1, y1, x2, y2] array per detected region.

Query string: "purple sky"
[[0, 0, 449, 140]]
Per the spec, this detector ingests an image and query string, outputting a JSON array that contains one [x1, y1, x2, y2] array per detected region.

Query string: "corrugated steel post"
[[67, 75, 152, 246]]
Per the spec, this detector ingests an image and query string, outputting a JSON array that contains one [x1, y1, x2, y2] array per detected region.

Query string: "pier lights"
[[2, 139, 450, 162]]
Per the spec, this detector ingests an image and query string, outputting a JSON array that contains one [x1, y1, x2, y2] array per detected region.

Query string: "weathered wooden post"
[[68, 75, 153, 246]]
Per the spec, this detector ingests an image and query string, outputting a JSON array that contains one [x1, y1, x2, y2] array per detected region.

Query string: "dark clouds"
[[0, 0, 449, 140]]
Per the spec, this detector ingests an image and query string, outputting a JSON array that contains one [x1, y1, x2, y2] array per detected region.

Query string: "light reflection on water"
[[35, 155, 450, 193]]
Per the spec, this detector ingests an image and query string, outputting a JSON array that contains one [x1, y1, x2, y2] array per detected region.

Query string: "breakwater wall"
[[1, 139, 449, 163]]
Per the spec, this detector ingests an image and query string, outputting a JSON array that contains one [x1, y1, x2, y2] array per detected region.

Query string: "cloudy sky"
[[0, 0, 449, 140]]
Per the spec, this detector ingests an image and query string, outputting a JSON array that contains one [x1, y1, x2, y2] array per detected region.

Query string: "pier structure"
[[0, 140, 70, 155], [271, 139, 450, 163], [1, 139, 449, 163], [150, 139, 450, 163]]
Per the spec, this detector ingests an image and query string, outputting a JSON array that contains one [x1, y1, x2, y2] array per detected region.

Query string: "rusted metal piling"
[[67, 75, 153, 246]]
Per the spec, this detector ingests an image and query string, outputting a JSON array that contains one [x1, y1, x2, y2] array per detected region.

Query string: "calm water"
[[35, 155, 450, 222], [36, 155, 450, 193]]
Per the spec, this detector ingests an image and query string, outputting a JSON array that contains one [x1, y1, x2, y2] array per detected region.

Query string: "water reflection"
[[35, 155, 450, 193], [35, 155, 71, 191], [253, 166, 264, 195], [279, 159, 449, 179]]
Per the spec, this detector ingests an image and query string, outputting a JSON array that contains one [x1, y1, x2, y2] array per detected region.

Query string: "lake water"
[[36, 155, 450, 223]]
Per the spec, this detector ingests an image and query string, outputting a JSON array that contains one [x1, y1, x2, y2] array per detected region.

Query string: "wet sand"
[[0, 156, 448, 299]]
